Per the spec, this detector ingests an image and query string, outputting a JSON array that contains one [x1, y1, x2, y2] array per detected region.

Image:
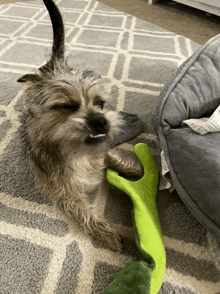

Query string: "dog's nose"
[[92, 116, 107, 128], [87, 114, 109, 137]]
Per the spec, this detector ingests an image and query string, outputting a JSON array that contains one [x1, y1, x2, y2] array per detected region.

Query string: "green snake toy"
[[104, 143, 166, 294]]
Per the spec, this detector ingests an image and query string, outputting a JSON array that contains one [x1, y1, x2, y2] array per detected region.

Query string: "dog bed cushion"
[[152, 34, 220, 240]]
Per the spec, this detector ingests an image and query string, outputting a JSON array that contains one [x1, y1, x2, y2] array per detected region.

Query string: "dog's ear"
[[17, 74, 42, 83]]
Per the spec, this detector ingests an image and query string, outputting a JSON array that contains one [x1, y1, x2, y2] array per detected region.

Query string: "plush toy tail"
[[104, 143, 166, 294]]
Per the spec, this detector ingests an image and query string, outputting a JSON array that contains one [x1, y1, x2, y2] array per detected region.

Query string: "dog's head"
[[19, 66, 123, 149]]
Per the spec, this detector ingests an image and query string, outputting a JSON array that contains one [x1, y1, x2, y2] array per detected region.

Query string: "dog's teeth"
[[90, 134, 106, 138]]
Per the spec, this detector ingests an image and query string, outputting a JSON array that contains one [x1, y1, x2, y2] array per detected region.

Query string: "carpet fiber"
[[0, 0, 220, 293]]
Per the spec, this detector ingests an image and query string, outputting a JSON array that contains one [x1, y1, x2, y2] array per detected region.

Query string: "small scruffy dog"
[[18, 0, 143, 251]]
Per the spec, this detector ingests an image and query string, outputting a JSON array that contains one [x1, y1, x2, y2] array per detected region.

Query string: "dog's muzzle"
[[87, 114, 109, 140]]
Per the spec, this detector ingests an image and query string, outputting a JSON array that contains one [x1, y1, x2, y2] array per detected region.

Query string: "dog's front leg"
[[57, 191, 122, 251]]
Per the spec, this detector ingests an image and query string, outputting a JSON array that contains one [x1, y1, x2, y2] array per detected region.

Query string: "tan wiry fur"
[[18, 0, 143, 251]]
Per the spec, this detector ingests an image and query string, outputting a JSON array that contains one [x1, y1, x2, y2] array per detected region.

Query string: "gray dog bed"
[[153, 34, 220, 241]]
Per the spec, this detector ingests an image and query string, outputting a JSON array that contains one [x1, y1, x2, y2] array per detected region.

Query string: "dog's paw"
[[104, 232, 123, 252], [89, 219, 122, 251]]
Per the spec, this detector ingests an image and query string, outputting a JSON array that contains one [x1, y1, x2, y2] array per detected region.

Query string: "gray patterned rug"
[[0, 0, 220, 293]]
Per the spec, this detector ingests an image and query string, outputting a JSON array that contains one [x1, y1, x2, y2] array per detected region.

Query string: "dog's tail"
[[17, 0, 65, 83], [40, 0, 65, 72]]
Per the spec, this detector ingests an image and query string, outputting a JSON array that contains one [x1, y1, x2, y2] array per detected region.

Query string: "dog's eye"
[[95, 101, 105, 110], [51, 103, 79, 112]]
